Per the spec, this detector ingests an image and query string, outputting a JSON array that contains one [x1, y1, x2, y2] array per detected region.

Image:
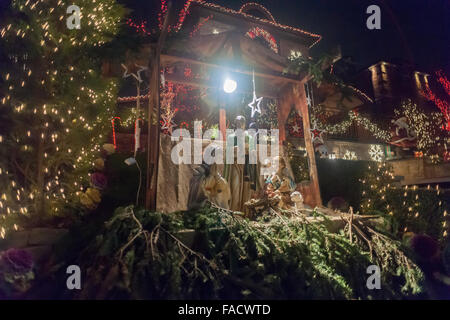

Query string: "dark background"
[[0, 0, 448, 73], [124, 0, 450, 74]]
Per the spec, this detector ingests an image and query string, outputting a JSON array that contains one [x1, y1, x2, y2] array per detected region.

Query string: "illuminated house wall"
[[356, 60, 433, 114]]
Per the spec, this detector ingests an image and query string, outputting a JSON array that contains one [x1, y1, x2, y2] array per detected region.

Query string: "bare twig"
[[349, 207, 354, 244]]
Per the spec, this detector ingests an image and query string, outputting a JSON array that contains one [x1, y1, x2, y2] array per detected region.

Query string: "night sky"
[[0, 0, 448, 73], [124, 0, 450, 74]]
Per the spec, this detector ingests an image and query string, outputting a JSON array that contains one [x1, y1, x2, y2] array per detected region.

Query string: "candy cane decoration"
[[134, 118, 143, 156], [112, 117, 144, 153], [111, 117, 121, 149]]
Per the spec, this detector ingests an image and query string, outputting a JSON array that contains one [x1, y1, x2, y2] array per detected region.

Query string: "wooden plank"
[[161, 54, 307, 84], [219, 108, 226, 141], [164, 73, 279, 98], [293, 82, 322, 207]]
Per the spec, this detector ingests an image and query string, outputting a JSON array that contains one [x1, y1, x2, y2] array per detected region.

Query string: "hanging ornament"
[[369, 144, 384, 162], [248, 70, 263, 118], [287, 111, 303, 137], [305, 81, 313, 107], [248, 92, 263, 118], [161, 113, 177, 132], [310, 123, 325, 144], [121, 62, 148, 83], [291, 123, 301, 134]]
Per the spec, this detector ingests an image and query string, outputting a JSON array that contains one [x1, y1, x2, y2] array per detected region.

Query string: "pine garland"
[[39, 204, 426, 300]]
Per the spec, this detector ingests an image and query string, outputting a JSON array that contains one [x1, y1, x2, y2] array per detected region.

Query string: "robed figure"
[[223, 116, 259, 211]]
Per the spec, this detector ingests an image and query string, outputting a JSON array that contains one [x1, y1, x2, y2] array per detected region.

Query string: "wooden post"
[[219, 108, 226, 141], [294, 82, 322, 207], [145, 2, 172, 210], [277, 85, 294, 144]]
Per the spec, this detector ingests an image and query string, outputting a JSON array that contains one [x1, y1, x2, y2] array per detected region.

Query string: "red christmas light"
[[126, 19, 152, 36], [158, 0, 169, 31], [311, 128, 323, 140], [444, 150, 450, 162], [180, 121, 189, 129], [173, 0, 321, 47], [437, 70, 450, 95], [422, 70, 450, 131], [239, 2, 276, 23], [189, 14, 213, 37], [184, 66, 193, 78], [245, 26, 278, 53], [174, 0, 194, 32]]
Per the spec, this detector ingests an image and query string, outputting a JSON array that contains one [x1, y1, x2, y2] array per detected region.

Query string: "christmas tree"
[[0, 0, 125, 238], [359, 162, 448, 241]]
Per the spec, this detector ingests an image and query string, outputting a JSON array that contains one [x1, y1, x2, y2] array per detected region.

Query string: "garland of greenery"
[[285, 55, 393, 142], [41, 203, 425, 300], [310, 104, 391, 141]]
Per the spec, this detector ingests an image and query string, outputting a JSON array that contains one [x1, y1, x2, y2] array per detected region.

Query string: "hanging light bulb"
[[223, 78, 237, 93]]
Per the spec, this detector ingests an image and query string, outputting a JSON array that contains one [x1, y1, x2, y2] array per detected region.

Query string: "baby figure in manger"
[[265, 156, 296, 191], [264, 156, 297, 211]]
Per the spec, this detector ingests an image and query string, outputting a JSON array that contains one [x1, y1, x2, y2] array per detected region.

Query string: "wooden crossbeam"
[[164, 73, 279, 98], [161, 54, 307, 85]]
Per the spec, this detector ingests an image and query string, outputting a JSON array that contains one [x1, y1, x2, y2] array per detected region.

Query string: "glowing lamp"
[[223, 78, 237, 93]]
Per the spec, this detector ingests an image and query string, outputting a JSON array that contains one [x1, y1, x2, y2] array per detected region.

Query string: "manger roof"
[[175, 1, 322, 48]]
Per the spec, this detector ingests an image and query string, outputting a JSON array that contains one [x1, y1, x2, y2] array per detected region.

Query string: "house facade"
[[311, 59, 450, 186]]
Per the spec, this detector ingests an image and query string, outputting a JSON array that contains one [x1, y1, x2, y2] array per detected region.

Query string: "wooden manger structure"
[[141, 1, 328, 212]]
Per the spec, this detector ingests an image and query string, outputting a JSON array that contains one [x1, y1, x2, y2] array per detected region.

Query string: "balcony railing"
[[326, 121, 381, 143]]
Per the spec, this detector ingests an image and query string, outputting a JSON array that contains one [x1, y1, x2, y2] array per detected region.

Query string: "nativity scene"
[[0, 0, 448, 301]]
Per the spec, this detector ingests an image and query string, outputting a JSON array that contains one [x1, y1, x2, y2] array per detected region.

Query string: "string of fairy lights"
[[360, 162, 448, 239], [159, 0, 321, 48], [394, 100, 447, 161], [0, 0, 123, 238], [311, 104, 391, 141], [246, 26, 279, 53], [189, 14, 213, 37], [311, 99, 449, 162], [1, 0, 448, 242], [172, 0, 322, 47]]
